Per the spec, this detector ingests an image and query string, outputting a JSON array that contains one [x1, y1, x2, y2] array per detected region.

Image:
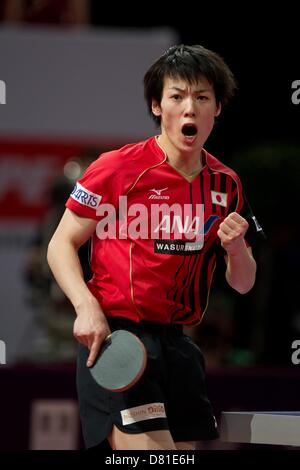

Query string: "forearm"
[[47, 210, 110, 366], [47, 238, 97, 313], [225, 240, 256, 294]]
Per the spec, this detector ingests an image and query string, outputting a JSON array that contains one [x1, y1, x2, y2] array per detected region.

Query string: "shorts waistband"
[[106, 316, 183, 335]]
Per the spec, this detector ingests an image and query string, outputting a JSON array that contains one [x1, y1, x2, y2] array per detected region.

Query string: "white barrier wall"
[[0, 25, 177, 142]]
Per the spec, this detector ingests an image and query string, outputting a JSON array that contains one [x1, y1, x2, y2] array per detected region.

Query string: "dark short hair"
[[143, 44, 237, 126]]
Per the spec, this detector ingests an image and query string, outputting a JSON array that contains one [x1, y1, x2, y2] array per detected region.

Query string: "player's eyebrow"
[[168, 86, 212, 93]]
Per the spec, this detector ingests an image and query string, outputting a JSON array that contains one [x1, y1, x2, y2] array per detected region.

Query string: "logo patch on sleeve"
[[70, 182, 102, 209], [121, 403, 166, 425]]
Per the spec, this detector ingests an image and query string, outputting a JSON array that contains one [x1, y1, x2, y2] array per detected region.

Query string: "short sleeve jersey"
[[66, 136, 260, 325]]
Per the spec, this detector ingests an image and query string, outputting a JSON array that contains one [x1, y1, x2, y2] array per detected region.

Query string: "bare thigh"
[[108, 425, 177, 450], [175, 441, 196, 450]]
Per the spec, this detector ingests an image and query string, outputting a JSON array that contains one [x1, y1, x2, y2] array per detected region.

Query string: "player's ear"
[[215, 102, 221, 117], [151, 100, 162, 117]]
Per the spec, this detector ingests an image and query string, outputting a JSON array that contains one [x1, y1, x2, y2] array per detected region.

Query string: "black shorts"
[[77, 317, 219, 448]]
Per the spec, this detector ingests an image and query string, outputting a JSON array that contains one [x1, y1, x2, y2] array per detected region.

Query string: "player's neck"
[[156, 135, 203, 179]]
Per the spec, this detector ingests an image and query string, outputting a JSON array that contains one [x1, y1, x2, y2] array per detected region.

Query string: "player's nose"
[[183, 97, 196, 117]]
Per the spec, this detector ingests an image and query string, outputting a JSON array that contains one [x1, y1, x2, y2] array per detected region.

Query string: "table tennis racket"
[[89, 330, 147, 392]]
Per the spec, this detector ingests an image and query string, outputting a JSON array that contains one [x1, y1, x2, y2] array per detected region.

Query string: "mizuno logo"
[[149, 187, 168, 195], [148, 188, 169, 200]]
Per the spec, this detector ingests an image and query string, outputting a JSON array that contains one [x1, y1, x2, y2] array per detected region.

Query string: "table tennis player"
[[47, 44, 263, 450]]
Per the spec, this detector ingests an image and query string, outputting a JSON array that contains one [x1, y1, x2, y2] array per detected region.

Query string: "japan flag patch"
[[211, 190, 227, 207]]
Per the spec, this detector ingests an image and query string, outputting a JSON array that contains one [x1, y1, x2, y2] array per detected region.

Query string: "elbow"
[[47, 236, 59, 269], [46, 239, 54, 268], [231, 275, 256, 294], [226, 259, 257, 295], [234, 282, 255, 295], [226, 273, 256, 295]]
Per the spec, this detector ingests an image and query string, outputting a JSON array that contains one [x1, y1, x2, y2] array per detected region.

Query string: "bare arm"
[[47, 208, 110, 366], [217, 212, 257, 294]]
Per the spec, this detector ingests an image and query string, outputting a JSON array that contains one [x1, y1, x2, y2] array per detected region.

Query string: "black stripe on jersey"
[[185, 255, 201, 319], [169, 256, 196, 322], [169, 252, 202, 323], [189, 184, 193, 205], [178, 254, 199, 317], [199, 171, 205, 206], [167, 256, 188, 310], [227, 180, 238, 213], [211, 173, 217, 212], [169, 257, 193, 322], [219, 173, 227, 217], [220, 173, 227, 193]]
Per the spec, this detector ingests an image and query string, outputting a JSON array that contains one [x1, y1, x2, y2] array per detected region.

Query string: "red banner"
[[0, 140, 88, 220]]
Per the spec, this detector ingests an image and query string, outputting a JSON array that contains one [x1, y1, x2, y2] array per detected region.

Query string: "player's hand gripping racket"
[[89, 330, 147, 392]]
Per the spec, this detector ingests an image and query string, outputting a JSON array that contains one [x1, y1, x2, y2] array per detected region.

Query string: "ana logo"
[[148, 187, 169, 200]]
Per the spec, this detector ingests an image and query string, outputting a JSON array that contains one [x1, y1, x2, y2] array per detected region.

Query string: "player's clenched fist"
[[217, 212, 249, 255]]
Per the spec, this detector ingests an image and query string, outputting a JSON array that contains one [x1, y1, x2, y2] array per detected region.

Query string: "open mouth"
[[181, 124, 198, 136]]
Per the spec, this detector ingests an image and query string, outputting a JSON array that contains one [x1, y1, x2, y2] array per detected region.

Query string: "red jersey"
[[66, 136, 250, 325]]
